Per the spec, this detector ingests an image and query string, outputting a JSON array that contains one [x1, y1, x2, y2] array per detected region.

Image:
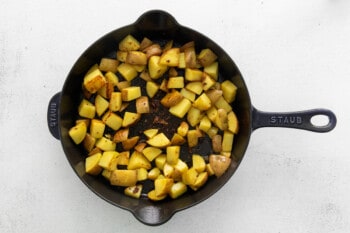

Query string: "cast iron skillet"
[[47, 10, 337, 226]]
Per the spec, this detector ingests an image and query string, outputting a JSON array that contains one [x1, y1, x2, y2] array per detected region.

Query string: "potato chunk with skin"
[[69, 122, 87, 144], [155, 178, 174, 197], [161, 90, 183, 108], [142, 146, 162, 162], [146, 133, 171, 148], [90, 119, 105, 139], [197, 48, 217, 67], [209, 154, 231, 177], [192, 93, 212, 111], [119, 34, 140, 51], [124, 184, 143, 199], [169, 98, 192, 118], [148, 56, 168, 79], [126, 51, 147, 65], [127, 151, 152, 170], [117, 63, 138, 82], [146, 81, 159, 98], [159, 48, 180, 66], [122, 112, 141, 127], [95, 95, 109, 117], [102, 111, 123, 131], [99, 58, 119, 73], [136, 96, 150, 114], [95, 137, 116, 151], [121, 86, 141, 101], [110, 169, 137, 187], [83, 68, 106, 94]]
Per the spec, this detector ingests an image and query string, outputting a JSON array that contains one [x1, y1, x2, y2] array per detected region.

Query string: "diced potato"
[[178, 52, 186, 69], [117, 63, 138, 82], [88, 147, 102, 157], [136, 96, 150, 114], [173, 159, 189, 173], [160, 90, 183, 108], [85, 152, 102, 175], [83, 133, 96, 152], [206, 163, 215, 176], [97, 81, 114, 99], [110, 169, 138, 187], [187, 107, 202, 127], [180, 88, 196, 102], [169, 181, 187, 199], [122, 136, 139, 151], [121, 86, 141, 101], [212, 134, 223, 153], [137, 168, 148, 181], [148, 189, 167, 201], [148, 56, 168, 79], [206, 126, 219, 139], [113, 128, 129, 143], [222, 130, 234, 152], [69, 122, 87, 144], [108, 156, 119, 171], [163, 40, 173, 51], [214, 96, 232, 113], [209, 154, 231, 177], [139, 37, 153, 50], [199, 116, 212, 132], [221, 80, 238, 103], [116, 51, 128, 62], [215, 108, 228, 131], [184, 46, 197, 68], [202, 72, 216, 91], [192, 171, 208, 190], [146, 81, 159, 98], [167, 76, 184, 89], [95, 137, 116, 151], [227, 111, 239, 134], [75, 119, 90, 128], [163, 163, 175, 178], [119, 34, 140, 51], [169, 98, 192, 118], [102, 169, 112, 180], [95, 95, 109, 117], [146, 133, 171, 148], [142, 146, 162, 162], [155, 178, 174, 197], [117, 151, 130, 165], [90, 119, 105, 139], [206, 89, 223, 104], [122, 112, 141, 127], [126, 51, 147, 65], [143, 129, 159, 139], [143, 44, 162, 59], [192, 154, 206, 173], [185, 68, 202, 81], [124, 184, 143, 199], [83, 68, 106, 94], [105, 71, 119, 85], [127, 151, 152, 170], [134, 142, 147, 153], [159, 48, 180, 66], [102, 111, 123, 131], [99, 58, 119, 73], [185, 81, 203, 95], [115, 81, 130, 91], [177, 121, 189, 137], [98, 151, 118, 170], [140, 70, 152, 82], [182, 167, 198, 186], [155, 154, 167, 170], [197, 48, 217, 67], [170, 133, 186, 146], [148, 167, 161, 180], [204, 62, 218, 80], [109, 92, 122, 112], [192, 93, 212, 111], [166, 146, 180, 165], [187, 129, 199, 147], [159, 79, 168, 92], [78, 99, 96, 119]]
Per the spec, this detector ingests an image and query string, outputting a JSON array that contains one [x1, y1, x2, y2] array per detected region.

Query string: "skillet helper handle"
[[252, 108, 336, 133], [132, 205, 175, 226], [135, 10, 179, 31], [47, 92, 61, 139]]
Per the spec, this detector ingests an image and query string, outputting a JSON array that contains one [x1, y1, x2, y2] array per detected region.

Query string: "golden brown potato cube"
[[148, 189, 167, 201], [119, 34, 140, 51], [109, 92, 122, 112], [185, 68, 203, 81], [78, 99, 96, 119], [146, 133, 171, 148], [102, 111, 123, 131], [206, 163, 215, 176], [204, 62, 219, 80], [143, 44, 162, 59], [177, 121, 189, 137], [187, 129, 199, 147], [142, 146, 162, 162], [159, 48, 180, 67], [134, 142, 147, 153], [125, 51, 147, 65], [198, 116, 212, 132], [166, 146, 180, 165], [222, 130, 234, 152], [95, 95, 109, 117], [83, 133, 96, 152], [206, 126, 219, 139], [122, 136, 140, 151], [139, 37, 153, 50], [178, 52, 186, 69], [75, 119, 90, 128], [117, 151, 130, 165], [83, 68, 106, 94], [105, 71, 119, 85], [121, 86, 141, 101], [182, 167, 198, 186], [117, 63, 138, 82], [148, 167, 161, 180], [115, 81, 130, 91], [202, 72, 216, 91], [192, 154, 206, 173], [69, 122, 87, 144], [155, 154, 167, 170], [88, 147, 102, 157], [85, 152, 102, 175], [148, 56, 168, 79], [143, 128, 159, 139], [137, 168, 148, 181], [185, 81, 203, 95], [124, 184, 143, 199], [155, 178, 174, 197], [205, 89, 223, 104], [127, 151, 152, 170], [206, 106, 218, 123], [180, 88, 196, 102], [122, 112, 141, 127], [98, 151, 119, 170], [140, 70, 152, 82], [184, 46, 197, 68], [170, 133, 186, 146], [169, 98, 192, 118], [168, 67, 178, 77], [160, 90, 183, 108], [167, 76, 185, 89], [110, 169, 137, 187], [187, 107, 202, 127], [97, 81, 114, 99], [99, 58, 119, 73], [159, 79, 169, 92], [95, 137, 116, 151], [214, 96, 232, 113], [227, 111, 239, 134], [136, 96, 150, 114], [113, 128, 129, 143], [191, 171, 208, 191], [192, 93, 212, 111], [212, 134, 223, 153], [116, 51, 128, 63], [197, 48, 217, 67], [215, 108, 228, 131], [90, 119, 105, 139], [221, 80, 238, 103], [169, 182, 187, 199], [146, 81, 159, 98], [209, 154, 231, 177]]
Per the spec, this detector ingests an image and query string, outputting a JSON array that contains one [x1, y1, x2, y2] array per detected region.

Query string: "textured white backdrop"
[[1, 0, 349, 232]]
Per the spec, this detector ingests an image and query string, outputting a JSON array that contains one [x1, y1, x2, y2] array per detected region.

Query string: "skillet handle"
[[135, 10, 179, 31], [132, 205, 175, 226], [47, 92, 61, 139], [252, 107, 336, 133]]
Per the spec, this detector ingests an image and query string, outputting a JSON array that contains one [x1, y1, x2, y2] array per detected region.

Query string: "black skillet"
[[47, 10, 337, 226]]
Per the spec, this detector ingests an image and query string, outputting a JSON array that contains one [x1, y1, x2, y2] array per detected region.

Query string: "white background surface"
[[1, 0, 349, 232]]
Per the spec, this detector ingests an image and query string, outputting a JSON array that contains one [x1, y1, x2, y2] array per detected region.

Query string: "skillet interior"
[[58, 10, 253, 225]]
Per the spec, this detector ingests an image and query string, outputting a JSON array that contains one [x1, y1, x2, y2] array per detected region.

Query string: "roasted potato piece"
[[126, 51, 147, 65], [167, 76, 185, 89], [122, 136, 140, 151], [146, 133, 171, 148], [185, 81, 203, 95], [139, 37, 153, 50], [109, 92, 122, 112], [142, 146, 162, 162], [148, 55, 168, 79], [121, 86, 141, 101], [206, 89, 223, 104], [187, 129, 199, 147], [110, 169, 138, 187], [187, 107, 202, 127], [169, 182, 188, 199], [155, 178, 174, 197], [143, 44, 162, 58], [197, 48, 217, 67], [159, 48, 180, 66], [122, 112, 141, 127], [227, 111, 239, 134], [95, 95, 109, 117], [83, 68, 106, 94], [90, 119, 105, 139], [95, 137, 116, 151], [83, 133, 96, 152], [212, 134, 223, 153], [137, 168, 148, 181], [119, 34, 140, 51], [192, 154, 206, 173], [102, 111, 123, 131], [124, 184, 143, 199], [85, 152, 102, 175], [146, 81, 159, 98], [113, 128, 129, 143], [166, 146, 180, 165], [169, 98, 192, 118], [117, 63, 138, 82], [180, 88, 196, 102], [68, 122, 87, 144], [209, 154, 231, 177], [221, 80, 238, 103], [192, 93, 212, 111], [148, 189, 167, 201], [222, 130, 234, 152], [161, 90, 184, 108], [136, 96, 150, 114], [78, 99, 96, 119], [185, 68, 202, 81], [127, 151, 152, 170], [98, 151, 119, 170], [99, 58, 119, 73], [204, 61, 218, 80]]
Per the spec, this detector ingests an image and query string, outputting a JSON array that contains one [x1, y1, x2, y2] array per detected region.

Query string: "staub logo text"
[[269, 116, 302, 125]]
